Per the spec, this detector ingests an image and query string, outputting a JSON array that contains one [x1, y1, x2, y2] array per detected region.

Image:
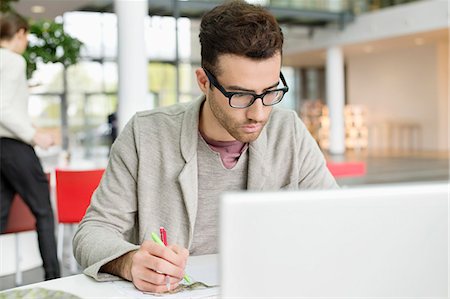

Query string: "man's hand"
[[101, 241, 189, 293], [130, 241, 189, 292], [32, 132, 54, 149]]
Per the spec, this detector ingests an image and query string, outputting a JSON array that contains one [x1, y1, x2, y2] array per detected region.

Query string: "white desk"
[[1, 254, 219, 298]]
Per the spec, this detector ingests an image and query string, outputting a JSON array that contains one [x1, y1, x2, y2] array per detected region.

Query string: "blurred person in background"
[[0, 11, 60, 280], [107, 111, 117, 146]]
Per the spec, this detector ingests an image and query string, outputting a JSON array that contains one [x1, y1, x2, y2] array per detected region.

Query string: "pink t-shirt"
[[199, 130, 249, 169]]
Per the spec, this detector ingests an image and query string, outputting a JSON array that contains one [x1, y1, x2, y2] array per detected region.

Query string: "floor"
[[0, 225, 80, 291], [0, 150, 448, 291], [332, 151, 449, 186]]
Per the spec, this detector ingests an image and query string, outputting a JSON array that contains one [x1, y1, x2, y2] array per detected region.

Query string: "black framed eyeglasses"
[[203, 68, 289, 109]]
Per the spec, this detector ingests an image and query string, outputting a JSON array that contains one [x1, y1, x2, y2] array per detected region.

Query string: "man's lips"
[[241, 123, 262, 133]]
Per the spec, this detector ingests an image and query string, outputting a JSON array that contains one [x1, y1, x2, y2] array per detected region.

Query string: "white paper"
[[110, 254, 220, 298], [112, 280, 218, 299]]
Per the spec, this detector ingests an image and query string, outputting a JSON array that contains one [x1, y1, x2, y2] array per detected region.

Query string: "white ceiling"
[[12, 0, 108, 20], [11, 0, 449, 68], [283, 28, 449, 67]]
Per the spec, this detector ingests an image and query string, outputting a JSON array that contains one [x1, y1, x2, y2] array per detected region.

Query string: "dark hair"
[[199, 0, 283, 75], [0, 11, 28, 41]]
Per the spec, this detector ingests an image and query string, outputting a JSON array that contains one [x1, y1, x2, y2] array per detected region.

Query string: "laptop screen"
[[220, 183, 448, 298]]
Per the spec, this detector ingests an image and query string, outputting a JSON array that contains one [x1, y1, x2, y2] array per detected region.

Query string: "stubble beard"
[[208, 94, 266, 143]]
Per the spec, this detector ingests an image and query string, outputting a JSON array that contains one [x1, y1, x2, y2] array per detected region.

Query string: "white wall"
[[347, 42, 448, 151]]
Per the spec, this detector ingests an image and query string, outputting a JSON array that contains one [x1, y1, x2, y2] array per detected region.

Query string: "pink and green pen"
[[151, 229, 192, 287]]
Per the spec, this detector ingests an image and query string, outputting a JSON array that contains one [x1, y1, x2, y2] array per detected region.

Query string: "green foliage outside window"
[[148, 62, 176, 107], [23, 20, 83, 78]]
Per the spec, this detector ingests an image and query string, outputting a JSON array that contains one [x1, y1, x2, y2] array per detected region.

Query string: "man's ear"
[[195, 67, 209, 94]]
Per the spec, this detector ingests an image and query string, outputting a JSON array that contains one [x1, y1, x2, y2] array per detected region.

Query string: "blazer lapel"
[[178, 96, 204, 247], [178, 160, 197, 247]]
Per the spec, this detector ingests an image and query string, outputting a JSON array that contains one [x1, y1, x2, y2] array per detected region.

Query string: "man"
[[74, 0, 337, 293]]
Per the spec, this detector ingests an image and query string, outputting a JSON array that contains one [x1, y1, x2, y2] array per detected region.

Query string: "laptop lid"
[[220, 183, 448, 298]]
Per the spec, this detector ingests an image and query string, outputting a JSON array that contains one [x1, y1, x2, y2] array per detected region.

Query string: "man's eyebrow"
[[225, 81, 280, 93]]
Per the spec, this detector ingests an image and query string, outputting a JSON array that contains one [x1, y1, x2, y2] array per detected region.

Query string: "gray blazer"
[[73, 97, 337, 281]]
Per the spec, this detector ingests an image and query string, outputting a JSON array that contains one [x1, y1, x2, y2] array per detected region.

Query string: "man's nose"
[[246, 98, 267, 122]]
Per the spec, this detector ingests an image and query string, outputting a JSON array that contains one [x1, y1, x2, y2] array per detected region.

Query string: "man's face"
[[201, 53, 282, 143]]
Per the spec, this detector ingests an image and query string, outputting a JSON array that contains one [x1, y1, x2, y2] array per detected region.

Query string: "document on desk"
[[110, 254, 219, 298]]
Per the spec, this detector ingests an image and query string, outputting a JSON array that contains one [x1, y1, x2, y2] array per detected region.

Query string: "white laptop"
[[220, 182, 449, 298]]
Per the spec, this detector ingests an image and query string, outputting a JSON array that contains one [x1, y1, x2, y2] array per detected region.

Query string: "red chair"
[[326, 161, 366, 178], [3, 194, 36, 234], [1, 173, 51, 286], [55, 168, 104, 272], [1, 194, 36, 286]]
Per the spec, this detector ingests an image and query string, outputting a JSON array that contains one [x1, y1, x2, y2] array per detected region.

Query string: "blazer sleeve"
[[293, 111, 339, 189], [73, 115, 141, 281]]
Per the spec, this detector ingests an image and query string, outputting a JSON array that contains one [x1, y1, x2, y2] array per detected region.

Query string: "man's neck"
[[0, 41, 18, 53], [199, 99, 235, 142]]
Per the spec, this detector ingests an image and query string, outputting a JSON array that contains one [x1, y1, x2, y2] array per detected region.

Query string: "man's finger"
[[168, 244, 189, 259], [134, 276, 180, 293], [133, 248, 184, 279], [141, 240, 185, 266]]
